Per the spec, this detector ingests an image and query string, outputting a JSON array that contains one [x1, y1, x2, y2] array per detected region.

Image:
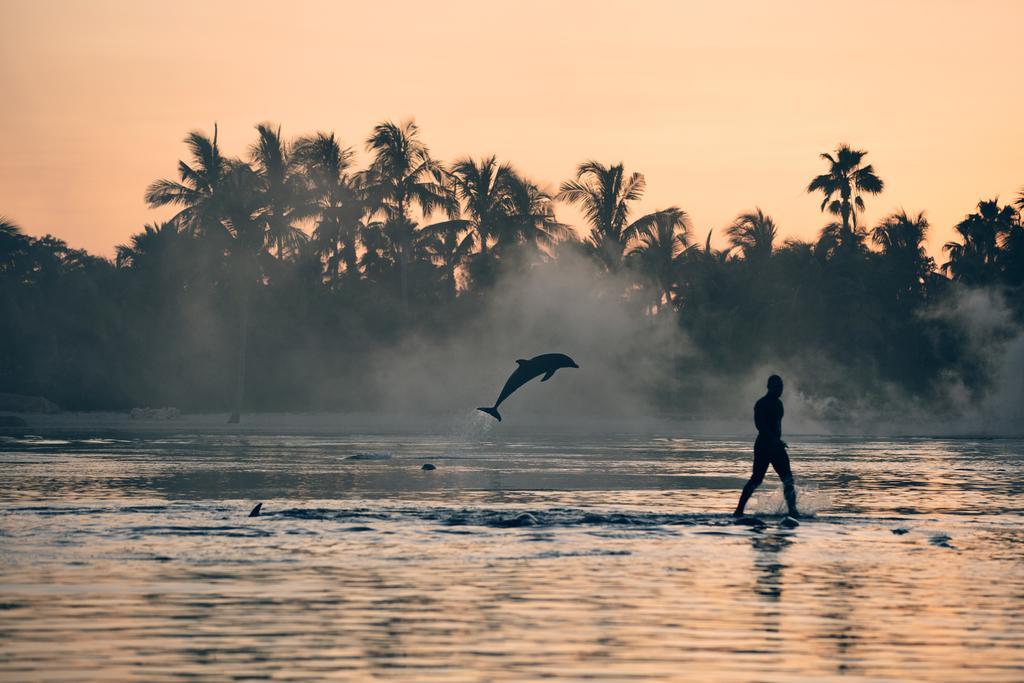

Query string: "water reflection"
[[751, 529, 792, 602]]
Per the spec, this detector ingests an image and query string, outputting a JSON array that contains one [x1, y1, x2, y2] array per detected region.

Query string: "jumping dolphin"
[[478, 353, 579, 421]]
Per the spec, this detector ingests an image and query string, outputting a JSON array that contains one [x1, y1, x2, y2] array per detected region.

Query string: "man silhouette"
[[733, 374, 800, 518]]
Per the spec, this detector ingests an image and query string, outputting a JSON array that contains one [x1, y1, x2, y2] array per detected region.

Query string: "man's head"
[[767, 374, 784, 397]]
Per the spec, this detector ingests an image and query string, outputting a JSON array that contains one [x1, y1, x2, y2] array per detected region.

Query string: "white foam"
[[749, 482, 832, 516]]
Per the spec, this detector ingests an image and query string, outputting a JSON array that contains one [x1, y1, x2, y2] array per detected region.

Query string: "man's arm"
[[777, 400, 787, 448]]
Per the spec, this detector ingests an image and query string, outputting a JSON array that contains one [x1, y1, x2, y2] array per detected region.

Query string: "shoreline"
[[2, 410, 1022, 440]]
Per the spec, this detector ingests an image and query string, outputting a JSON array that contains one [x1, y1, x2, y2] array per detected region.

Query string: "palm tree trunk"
[[840, 190, 852, 236], [227, 260, 251, 424], [399, 241, 409, 307]]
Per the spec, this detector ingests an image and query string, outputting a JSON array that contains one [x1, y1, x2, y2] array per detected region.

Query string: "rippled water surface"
[[2, 419, 1023, 681]]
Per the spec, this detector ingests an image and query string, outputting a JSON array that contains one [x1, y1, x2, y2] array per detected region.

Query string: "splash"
[[748, 482, 832, 516]]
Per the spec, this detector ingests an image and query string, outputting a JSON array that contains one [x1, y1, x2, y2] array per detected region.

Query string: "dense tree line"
[[1, 122, 1022, 419]]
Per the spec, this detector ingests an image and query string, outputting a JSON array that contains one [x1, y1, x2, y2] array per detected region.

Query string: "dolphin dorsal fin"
[[516, 359, 528, 366]]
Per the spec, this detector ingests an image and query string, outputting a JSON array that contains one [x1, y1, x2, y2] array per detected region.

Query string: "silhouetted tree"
[[218, 164, 270, 423], [419, 219, 475, 299], [497, 175, 572, 255], [626, 207, 691, 310], [557, 161, 683, 270], [249, 123, 310, 261], [0, 217, 28, 274], [145, 126, 232, 236], [363, 120, 451, 305], [725, 208, 777, 262], [942, 199, 1017, 285], [816, 220, 869, 259], [807, 144, 884, 243], [293, 132, 363, 284], [1000, 193, 1024, 288], [871, 210, 933, 302], [449, 156, 515, 259]]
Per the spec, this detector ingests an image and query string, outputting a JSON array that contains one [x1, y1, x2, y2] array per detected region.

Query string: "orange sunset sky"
[[1, 0, 1022, 259]]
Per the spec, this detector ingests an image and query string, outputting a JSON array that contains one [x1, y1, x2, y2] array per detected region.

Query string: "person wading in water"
[[733, 374, 800, 518]]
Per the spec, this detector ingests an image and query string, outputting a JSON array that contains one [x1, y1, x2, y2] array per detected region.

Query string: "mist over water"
[[368, 251, 682, 422], [352, 251, 1024, 437]]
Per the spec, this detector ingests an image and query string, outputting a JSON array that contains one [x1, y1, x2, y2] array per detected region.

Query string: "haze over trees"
[[1, 125, 1022, 420]]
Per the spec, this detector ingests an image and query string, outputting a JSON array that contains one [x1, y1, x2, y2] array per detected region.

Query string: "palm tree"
[[249, 123, 310, 260], [725, 208, 777, 262], [557, 161, 683, 270], [1000, 207, 1024, 287], [418, 219, 476, 299], [449, 156, 515, 259], [145, 125, 231, 236], [0, 216, 20, 236], [942, 199, 1017, 284], [497, 175, 572, 255], [293, 132, 363, 283], [363, 120, 451, 305], [358, 219, 397, 286], [816, 220, 868, 259], [807, 144, 884, 241], [115, 221, 184, 272], [217, 163, 270, 424], [0, 216, 28, 275], [626, 207, 692, 309], [871, 210, 932, 300]]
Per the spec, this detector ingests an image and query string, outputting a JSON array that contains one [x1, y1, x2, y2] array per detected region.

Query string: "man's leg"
[[771, 448, 799, 517], [734, 447, 769, 516]]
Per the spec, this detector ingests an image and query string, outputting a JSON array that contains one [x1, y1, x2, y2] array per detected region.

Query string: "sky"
[[1, 0, 1022, 259]]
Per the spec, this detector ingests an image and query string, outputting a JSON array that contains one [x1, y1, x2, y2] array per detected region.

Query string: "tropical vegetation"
[[1, 128, 1021, 420]]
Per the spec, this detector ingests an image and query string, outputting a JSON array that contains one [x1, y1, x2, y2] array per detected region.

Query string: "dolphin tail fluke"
[[478, 406, 501, 422]]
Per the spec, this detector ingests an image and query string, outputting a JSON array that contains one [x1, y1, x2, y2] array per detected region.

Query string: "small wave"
[[128, 525, 273, 538], [345, 452, 392, 461]]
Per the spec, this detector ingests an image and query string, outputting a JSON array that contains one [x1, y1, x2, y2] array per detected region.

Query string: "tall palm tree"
[[363, 120, 451, 305], [218, 164, 270, 424], [145, 125, 231, 236], [942, 199, 1017, 284], [871, 210, 932, 299], [497, 175, 572, 255], [807, 144, 884, 240], [626, 207, 691, 309], [557, 161, 682, 270], [249, 123, 310, 260], [293, 131, 363, 283], [725, 208, 777, 262], [449, 156, 515, 259]]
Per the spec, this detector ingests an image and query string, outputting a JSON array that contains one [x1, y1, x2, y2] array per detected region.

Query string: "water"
[[2, 420, 1023, 681]]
